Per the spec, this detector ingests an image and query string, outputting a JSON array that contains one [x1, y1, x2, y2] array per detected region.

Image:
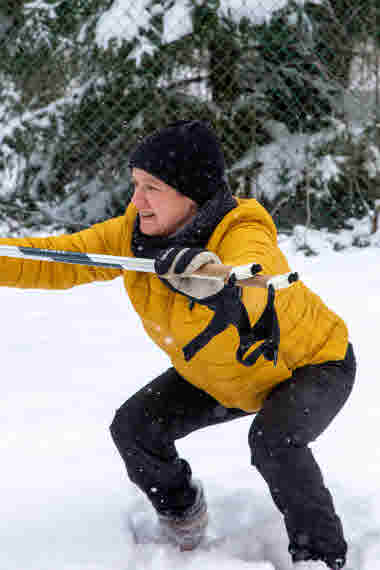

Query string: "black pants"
[[110, 344, 355, 559]]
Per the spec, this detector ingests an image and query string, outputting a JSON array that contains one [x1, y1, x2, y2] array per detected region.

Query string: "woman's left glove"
[[154, 247, 224, 299]]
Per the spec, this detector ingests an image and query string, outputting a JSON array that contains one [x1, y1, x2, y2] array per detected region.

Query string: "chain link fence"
[[1, 0, 380, 238]]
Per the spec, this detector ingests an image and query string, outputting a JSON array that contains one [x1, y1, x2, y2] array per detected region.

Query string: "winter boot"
[[294, 560, 327, 570], [290, 542, 346, 570], [294, 557, 345, 570], [158, 480, 208, 551]]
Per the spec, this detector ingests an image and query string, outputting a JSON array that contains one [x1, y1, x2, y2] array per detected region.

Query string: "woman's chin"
[[140, 218, 161, 236]]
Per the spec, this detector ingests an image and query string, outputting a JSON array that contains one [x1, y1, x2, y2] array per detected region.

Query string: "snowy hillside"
[[1, 235, 380, 570]]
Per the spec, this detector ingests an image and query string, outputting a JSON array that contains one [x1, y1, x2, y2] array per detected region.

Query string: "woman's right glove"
[[154, 246, 225, 300]]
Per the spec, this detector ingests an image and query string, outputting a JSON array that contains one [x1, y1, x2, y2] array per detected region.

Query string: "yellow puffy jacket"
[[0, 199, 348, 411]]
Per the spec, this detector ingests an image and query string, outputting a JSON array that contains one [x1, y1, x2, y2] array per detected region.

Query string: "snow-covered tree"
[[0, 0, 377, 237]]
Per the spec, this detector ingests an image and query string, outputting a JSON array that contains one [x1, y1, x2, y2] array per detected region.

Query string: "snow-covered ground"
[[1, 238, 380, 570]]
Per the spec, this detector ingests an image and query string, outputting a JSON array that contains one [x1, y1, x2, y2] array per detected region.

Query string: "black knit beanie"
[[128, 120, 227, 206]]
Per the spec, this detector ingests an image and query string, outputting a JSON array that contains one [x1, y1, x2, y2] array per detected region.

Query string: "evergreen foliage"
[[264, 121, 379, 231], [0, 0, 378, 237]]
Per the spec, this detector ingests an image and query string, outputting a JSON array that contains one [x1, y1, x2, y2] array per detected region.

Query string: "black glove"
[[154, 246, 224, 299]]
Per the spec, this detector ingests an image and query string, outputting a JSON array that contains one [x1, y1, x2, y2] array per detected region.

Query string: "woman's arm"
[[0, 216, 125, 289], [216, 220, 291, 276]]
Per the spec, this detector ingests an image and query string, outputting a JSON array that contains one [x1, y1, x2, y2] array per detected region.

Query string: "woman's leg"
[[110, 367, 249, 515], [249, 344, 356, 567]]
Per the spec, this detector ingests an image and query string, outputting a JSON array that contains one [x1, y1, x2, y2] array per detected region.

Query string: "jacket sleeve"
[[217, 219, 291, 276], [214, 214, 293, 327], [0, 216, 125, 289]]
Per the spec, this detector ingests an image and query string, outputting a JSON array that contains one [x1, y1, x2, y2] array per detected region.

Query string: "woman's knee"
[[109, 394, 147, 446], [110, 393, 168, 452], [248, 417, 306, 471], [110, 406, 134, 449], [249, 419, 274, 468]]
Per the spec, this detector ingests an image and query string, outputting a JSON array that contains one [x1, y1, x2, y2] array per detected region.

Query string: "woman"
[[0, 121, 355, 569]]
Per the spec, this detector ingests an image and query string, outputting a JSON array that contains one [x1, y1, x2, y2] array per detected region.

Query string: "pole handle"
[[193, 262, 299, 290]]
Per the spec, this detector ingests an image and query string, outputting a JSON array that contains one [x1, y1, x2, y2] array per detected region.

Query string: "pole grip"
[[193, 263, 299, 290]]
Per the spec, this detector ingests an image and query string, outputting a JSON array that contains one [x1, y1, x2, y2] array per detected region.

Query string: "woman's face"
[[131, 168, 198, 236]]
